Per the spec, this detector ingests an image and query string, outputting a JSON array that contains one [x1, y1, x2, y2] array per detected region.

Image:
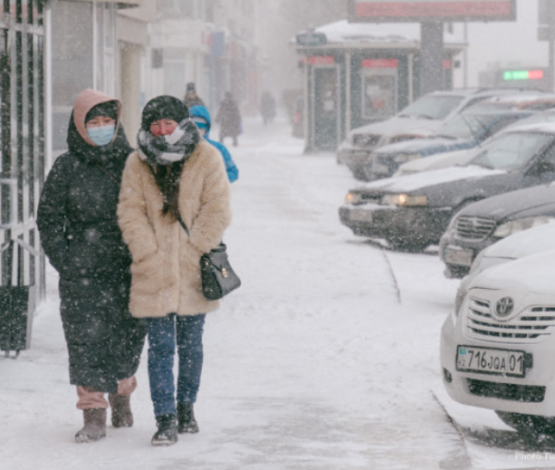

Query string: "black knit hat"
[[85, 101, 118, 123], [141, 95, 189, 130]]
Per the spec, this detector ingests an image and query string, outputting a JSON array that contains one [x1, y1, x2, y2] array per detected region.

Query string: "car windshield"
[[398, 95, 464, 120], [436, 114, 491, 139], [468, 132, 553, 171]]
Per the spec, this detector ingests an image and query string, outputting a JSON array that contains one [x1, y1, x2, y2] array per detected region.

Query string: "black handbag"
[[177, 213, 241, 301]]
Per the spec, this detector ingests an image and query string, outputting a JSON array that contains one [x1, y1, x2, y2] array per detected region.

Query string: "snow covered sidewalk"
[[1, 118, 468, 469]]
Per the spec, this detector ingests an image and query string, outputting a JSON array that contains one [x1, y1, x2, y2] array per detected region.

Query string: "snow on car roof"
[[313, 20, 464, 45]]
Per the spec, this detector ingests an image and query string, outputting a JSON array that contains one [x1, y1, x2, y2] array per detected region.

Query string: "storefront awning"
[[295, 19, 466, 53]]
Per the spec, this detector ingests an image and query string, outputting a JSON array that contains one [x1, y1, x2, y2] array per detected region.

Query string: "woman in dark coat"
[[216, 91, 242, 146], [37, 89, 146, 443]]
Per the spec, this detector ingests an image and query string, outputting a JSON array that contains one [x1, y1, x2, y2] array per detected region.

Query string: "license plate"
[[456, 345, 528, 378], [444, 246, 473, 267], [350, 209, 373, 223]]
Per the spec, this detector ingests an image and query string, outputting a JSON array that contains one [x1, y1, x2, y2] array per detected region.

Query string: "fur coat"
[[117, 140, 232, 318]]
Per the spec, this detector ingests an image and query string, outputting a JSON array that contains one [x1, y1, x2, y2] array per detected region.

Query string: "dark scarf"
[[137, 119, 200, 219], [137, 118, 200, 166]]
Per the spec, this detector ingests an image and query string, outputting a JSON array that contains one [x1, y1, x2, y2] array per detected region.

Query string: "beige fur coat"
[[117, 140, 231, 318]]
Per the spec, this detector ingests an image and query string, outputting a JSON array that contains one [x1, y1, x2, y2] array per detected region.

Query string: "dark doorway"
[[313, 66, 339, 151]]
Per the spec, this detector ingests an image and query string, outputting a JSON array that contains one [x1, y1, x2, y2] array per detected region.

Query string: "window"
[[180, 0, 195, 17]]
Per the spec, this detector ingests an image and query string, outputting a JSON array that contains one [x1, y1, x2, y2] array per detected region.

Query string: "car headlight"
[[492, 216, 555, 238], [345, 192, 363, 205], [381, 193, 428, 207], [393, 153, 421, 164]]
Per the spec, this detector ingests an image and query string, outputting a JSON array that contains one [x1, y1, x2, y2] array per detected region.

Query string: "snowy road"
[[1, 117, 551, 469]]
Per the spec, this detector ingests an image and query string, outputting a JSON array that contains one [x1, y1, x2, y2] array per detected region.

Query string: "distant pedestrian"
[[118, 95, 231, 446], [37, 89, 146, 444], [183, 82, 205, 109], [190, 104, 239, 183], [216, 91, 242, 146], [260, 91, 276, 125]]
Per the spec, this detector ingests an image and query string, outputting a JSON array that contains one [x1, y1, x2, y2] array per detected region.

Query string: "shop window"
[[361, 61, 398, 121]]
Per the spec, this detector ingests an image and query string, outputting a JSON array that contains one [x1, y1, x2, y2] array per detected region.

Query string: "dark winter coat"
[[216, 94, 242, 137], [37, 89, 145, 394]]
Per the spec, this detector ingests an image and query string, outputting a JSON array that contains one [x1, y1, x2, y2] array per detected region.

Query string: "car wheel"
[[495, 411, 555, 435], [388, 238, 432, 253]]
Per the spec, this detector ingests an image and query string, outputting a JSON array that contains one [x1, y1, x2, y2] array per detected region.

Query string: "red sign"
[[308, 56, 335, 65], [528, 70, 544, 80], [349, 0, 516, 22], [362, 59, 399, 68]]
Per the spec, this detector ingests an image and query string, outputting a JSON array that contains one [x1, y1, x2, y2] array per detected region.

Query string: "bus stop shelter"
[[294, 20, 465, 152]]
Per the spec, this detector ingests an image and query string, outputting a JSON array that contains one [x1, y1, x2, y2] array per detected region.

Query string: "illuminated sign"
[[503, 70, 545, 81], [308, 56, 335, 65], [362, 59, 399, 68], [348, 0, 516, 22]]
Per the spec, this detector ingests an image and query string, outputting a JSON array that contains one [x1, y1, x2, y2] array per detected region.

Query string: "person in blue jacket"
[[189, 105, 239, 183]]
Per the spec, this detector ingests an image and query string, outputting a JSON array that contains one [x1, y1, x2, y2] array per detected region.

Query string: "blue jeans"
[[146, 313, 206, 417]]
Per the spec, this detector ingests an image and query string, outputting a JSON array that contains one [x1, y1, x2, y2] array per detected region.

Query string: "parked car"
[[338, 122, 555, 252], [395, 106, 555, 177], [440, 248, 555, 435], [362, 109, 533, 182], [337, 89, 549, 180], [439, 183, 555, 278]]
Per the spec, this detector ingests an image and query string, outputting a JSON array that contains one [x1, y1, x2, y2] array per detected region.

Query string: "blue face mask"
[[87, 124, 116, 146]]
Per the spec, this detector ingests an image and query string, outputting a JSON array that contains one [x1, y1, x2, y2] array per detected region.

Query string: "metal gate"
[[0, 0, 48, 311]]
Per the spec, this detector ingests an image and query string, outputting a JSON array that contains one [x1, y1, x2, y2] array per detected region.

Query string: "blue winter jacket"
[[189, 105, 239, 183]]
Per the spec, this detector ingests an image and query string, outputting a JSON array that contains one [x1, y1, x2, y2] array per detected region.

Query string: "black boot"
[[151, 414, 178, 446], [109, 393, 133, 428], [177, 403, 199, 434], [75, 409, 107, 443]]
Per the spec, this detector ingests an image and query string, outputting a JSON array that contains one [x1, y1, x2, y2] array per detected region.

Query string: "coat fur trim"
[[117, 140, 232, 318]]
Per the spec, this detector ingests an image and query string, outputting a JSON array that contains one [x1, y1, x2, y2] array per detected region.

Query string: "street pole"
[[420, 21, 445, 95]]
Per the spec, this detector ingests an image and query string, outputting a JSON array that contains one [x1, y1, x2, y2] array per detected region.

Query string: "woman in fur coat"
[[117, 95, 231, 446], [37, 89, 146, 443]]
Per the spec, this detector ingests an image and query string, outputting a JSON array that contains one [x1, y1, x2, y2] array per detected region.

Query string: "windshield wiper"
[[398, 113, 434, 120], [435, 134, 458, 140], [414, 114, 434, 120], [471, 161, 494, 169]]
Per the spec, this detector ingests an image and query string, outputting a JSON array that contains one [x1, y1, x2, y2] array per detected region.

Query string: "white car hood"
[[360, 165, 505, 193], [483, 221, 555, 260], [471, 249, 555, 295]]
